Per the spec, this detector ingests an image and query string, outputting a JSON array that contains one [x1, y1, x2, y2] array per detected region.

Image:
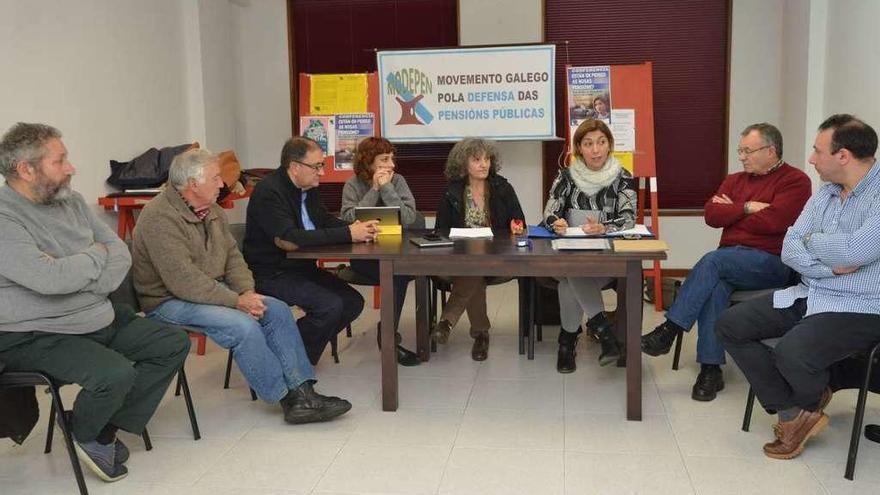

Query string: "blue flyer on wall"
[[334, 113, 374, 170], [567, 65, 611, 131]]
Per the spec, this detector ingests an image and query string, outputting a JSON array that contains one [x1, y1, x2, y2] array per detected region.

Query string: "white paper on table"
[[606, 224, 653, 237], [562, 227, 596, 237], [610, 109, 635, 152], [449, 227, 494, 239], [560, 224, 653, 237], [551, 238, 611, 250]]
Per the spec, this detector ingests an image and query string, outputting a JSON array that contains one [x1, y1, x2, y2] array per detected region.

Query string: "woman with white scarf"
[[542, 119, 637, 373]]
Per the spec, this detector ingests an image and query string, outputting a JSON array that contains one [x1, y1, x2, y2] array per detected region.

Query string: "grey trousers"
[[556, 277, 612, 333]]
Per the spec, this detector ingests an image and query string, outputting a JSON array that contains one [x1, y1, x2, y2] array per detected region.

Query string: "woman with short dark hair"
[[340, 137, 420, 366]]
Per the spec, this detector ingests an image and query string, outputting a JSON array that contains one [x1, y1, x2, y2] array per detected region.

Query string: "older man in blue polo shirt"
[[717, 114, 880, 460]]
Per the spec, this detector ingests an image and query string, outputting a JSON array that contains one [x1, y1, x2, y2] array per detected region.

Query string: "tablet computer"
[[565, 208, 600, 226], [354, 206, 401, 225]]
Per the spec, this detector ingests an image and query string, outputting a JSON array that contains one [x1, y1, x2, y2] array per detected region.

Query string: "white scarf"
[[568, 155, 622, 196]]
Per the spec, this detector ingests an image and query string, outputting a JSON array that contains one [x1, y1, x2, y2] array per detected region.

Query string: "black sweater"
[[435, 174, 525, 232], [244, 167, 351, 277]]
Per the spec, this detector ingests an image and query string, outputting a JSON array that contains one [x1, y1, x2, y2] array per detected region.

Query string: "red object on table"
[[98, 186, 253, 355]]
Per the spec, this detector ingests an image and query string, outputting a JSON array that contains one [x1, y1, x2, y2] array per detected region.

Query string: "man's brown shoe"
[[816, 386, 833, 412], [763, 409, 829, 459], [471, 333, 489, 361]]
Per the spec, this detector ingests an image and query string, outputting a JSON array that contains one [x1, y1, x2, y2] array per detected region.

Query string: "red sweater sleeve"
[[704, 175, 747, 228], [734, 167, 812, 235]]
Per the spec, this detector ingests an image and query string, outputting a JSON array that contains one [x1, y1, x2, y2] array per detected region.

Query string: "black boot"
[[557, 329, 580, 373], [377, 323, 421, 367], [588, 312, 620, 366], [640, 320, 684, 356], [691, 364, 724, 401], [281, 381, 352, 424]]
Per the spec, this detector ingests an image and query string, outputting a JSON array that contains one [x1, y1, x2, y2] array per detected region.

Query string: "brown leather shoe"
[[763, 409, 829, 459], [816, 386, 833, 412], [471, 333, 489, 361], [432, 319, 453, 344]]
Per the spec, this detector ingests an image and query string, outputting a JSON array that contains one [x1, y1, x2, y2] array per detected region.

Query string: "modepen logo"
[[385, 68, 434, 125]]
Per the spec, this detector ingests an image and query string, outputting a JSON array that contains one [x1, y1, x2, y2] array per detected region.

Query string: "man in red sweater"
[[641, 123, 812, 401]]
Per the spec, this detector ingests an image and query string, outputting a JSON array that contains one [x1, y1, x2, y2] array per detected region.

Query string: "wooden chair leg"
[[527, 279, 536, 360], [742, 387, 756, 432], [671, 331, 684, 370], [535, 282, 543, 343], [845, 344, 880, 480], [196, 334, 207, 355], [373, 285, 381, 309]]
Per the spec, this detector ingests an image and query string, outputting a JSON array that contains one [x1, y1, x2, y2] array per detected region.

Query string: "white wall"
[[232, 0, 292, 171], [458, 0, 546, 222], [0, 0, 191, 224], [823, 0, 880, 142]]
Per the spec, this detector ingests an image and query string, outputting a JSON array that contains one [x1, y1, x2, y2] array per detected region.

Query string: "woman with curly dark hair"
[[433, 138, 525, 361], [340, 137, 420, 366]]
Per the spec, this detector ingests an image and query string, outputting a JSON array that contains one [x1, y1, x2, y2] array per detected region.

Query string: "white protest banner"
[[377, 45, 556, 142]]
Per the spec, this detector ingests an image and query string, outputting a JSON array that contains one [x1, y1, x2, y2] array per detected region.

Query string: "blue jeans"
[[666, 246, 792, 365], [146, 296, 315, 402]]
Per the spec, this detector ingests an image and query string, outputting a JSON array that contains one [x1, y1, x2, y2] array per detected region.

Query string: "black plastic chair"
[[670, 287, 780, 370], [0, 371, 90, 495], [105, 269, 201, 439], [45, 365, 200, 454], [741, 339, 880, 480]]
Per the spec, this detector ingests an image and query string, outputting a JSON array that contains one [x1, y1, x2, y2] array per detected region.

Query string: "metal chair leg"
[[176, 367, 201, 440], [330, 335, 339, 364], [742, 387, 756, 432], [250, 388, 257, 401], [46, 384, 89, 495], [672, 332, 684, 370], [141, 427, 153, 451], [224, 349, 234, 389], [845, 343, 880, 480], [346, 324, 352, 338], [174, 370, 182, 397], [44, 396, 57, 453]]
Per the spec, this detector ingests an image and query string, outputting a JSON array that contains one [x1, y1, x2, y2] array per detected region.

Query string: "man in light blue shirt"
[[717, 114, 880, 460]]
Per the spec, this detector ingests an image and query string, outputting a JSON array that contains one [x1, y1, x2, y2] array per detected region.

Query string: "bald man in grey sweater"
[[0, 123, 189, 483]]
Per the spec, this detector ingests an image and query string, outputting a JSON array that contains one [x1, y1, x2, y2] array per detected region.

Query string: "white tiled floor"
[[3, 283, 880, 494]]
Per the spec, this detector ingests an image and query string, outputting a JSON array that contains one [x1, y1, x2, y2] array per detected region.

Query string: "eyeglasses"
[[736, 145, 771, 156], [293, 160, 325, 172]]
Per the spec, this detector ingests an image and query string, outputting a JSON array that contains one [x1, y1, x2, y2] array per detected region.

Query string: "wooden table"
[[286, 232, 665, 420]]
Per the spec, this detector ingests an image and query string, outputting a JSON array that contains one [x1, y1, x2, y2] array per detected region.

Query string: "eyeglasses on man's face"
[[293, 159, 325, 172], [736, 145, 770, 156]]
